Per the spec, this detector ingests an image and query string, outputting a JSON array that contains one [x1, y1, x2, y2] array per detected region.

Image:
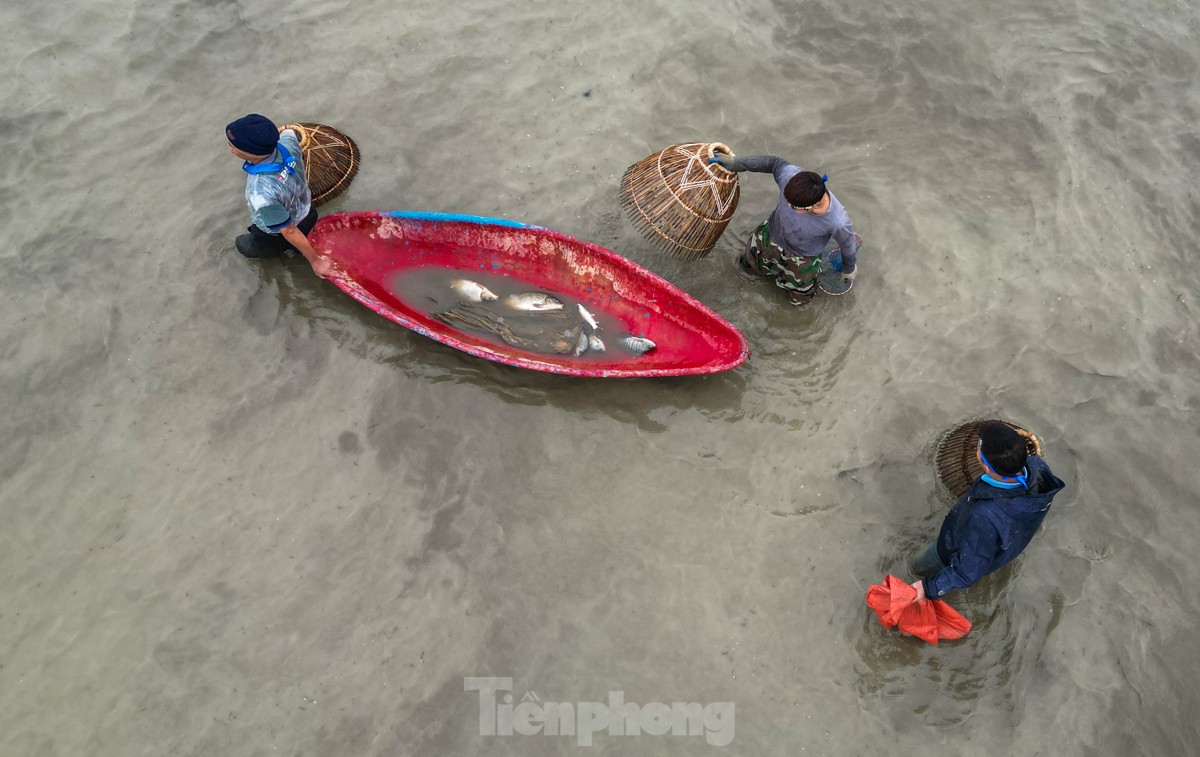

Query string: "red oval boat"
[[310, 211, 749, 378]]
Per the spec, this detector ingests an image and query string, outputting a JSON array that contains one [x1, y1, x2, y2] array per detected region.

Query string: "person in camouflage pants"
[[741, 220, 823, 306], [710, 154, 861, 308]]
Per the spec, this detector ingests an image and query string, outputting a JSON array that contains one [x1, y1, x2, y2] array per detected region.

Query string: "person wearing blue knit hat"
[[226, 114, 334, 278]]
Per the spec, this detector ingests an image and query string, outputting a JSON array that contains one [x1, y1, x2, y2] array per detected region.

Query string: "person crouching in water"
[[225, 114, 334, 278], [910, 423, 1066, 602], [709, 153, 860, 307]]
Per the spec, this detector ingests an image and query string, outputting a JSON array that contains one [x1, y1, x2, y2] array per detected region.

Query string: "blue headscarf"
[[980, 448, 1029, 489]]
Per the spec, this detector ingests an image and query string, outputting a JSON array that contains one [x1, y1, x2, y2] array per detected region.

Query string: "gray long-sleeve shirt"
[[728, 155, 859, 271]]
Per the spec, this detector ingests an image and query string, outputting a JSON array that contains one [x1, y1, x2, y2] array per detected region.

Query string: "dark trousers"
[[236, 207, 319, 258], [910, 542, 949, 578]]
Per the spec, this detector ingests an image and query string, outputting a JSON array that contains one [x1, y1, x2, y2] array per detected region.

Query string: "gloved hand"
[[708, 152, 737, 171], [839, 266, 858, 284]]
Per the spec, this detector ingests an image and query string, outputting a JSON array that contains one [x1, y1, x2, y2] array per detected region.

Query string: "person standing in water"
[[225, 114, 334, 278], [709, 153, 859, 307], [910, 423, 1066, 601]]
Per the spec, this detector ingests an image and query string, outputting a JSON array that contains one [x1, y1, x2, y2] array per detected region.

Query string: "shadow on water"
[[246, 255, 751, 431]]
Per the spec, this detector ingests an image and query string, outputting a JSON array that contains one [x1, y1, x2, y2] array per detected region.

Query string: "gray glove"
[[708, 152, 738, 171]]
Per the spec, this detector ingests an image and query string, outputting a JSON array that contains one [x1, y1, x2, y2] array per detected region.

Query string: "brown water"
[[3, 0, 1199, 754]]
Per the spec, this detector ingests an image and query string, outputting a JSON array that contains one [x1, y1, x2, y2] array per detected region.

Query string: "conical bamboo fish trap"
[[280, 122, 360, 206], [620, 142, 740, 260], [935, 419, 1043, 501]]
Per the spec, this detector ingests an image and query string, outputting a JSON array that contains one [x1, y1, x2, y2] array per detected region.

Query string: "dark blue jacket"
[[923, 456, 1065, 599]]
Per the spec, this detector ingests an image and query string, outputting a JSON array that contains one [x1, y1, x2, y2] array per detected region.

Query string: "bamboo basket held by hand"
[[620, 142, 740, 261], [935, 419, 1043, 501], [279, 122, 361, 206]]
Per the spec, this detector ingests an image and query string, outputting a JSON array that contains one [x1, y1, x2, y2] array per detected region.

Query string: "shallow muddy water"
[[2, 0, 1199, 754]]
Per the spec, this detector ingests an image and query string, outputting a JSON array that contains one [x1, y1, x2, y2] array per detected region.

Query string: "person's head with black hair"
[[783, 171, 828, 212], [979, 423, 1028, 477]]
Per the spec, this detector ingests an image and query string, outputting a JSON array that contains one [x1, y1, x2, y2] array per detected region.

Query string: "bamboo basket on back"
[[935, 419, 1043, 501], [280, 122, 361, 206], [620, 142, 740, 260]]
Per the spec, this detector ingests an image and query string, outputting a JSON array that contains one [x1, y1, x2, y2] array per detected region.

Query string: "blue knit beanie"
[[226, 114, 279, 156]]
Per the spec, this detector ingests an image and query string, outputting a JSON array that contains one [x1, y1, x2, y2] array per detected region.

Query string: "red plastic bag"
[[866, 574, 971, 645]]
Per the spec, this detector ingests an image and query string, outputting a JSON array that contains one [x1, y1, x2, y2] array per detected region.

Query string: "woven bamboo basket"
[[935, 419, 1043, 500], [620, 142, 740, 261], [280, 122, 360, 206]]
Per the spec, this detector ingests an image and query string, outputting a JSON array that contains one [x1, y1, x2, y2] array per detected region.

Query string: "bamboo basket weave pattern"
[[281, 122, 360, 206], [935, 419, 1043, 501], [620, 142, 740, 261]]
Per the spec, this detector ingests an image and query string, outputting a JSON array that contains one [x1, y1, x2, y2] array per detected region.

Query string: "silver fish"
[[578, 303, 600, 331], [622, 335, 656, 356], [504, 292, 564, 311], [450, 279, 498, 302], [588, 334, 605, 353], [574, 329, 590, 356]]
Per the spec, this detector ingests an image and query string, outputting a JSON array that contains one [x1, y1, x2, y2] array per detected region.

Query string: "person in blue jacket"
[[910, 423, 1066, 601]]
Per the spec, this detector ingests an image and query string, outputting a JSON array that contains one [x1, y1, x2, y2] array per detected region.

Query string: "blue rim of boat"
[[382, 210, 540, 230]]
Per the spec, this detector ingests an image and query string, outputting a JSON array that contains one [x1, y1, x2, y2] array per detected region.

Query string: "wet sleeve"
[[833, 221, 860, 272], [726, 155, 793, 176], [922, 516, 1001, 599], [251, 202, 293, 234]]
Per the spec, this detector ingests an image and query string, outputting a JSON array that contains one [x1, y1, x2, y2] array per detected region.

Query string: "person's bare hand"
[[910, 579, 926, 604], [310, 255, 336, 279]]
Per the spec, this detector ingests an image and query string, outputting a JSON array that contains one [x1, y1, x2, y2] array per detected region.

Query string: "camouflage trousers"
[[741, 221, 821, 306]]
